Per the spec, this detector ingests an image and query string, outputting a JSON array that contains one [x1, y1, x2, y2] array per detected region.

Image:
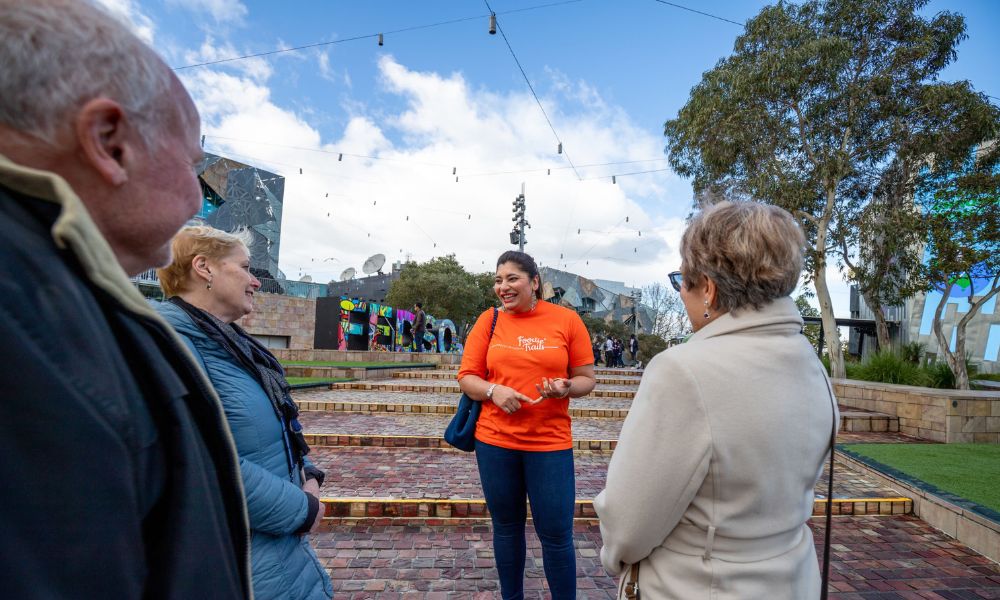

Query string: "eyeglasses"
[[668, 271, 683, 292]]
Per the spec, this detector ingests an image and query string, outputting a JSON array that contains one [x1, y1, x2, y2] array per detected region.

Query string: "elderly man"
[[0, 1, 251, 598]]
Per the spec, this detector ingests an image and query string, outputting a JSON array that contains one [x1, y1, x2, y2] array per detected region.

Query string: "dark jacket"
[[158, 302, 333, 599], [0, 156, 252, 599]]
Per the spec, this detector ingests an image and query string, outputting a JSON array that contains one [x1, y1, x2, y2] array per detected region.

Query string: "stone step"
[[330, 380, 637, 399], [435, 363, 643, 377], [309, 446, 912, 520], [312, 516, 1000, 598], [300, 411, 621, 450], [294, 389, 631, 419], [391, 370, 643, 386], [839, 408, 899, 433], [284, 363, 436, 380]]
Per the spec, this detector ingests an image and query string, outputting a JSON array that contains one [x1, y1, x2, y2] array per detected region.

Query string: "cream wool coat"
[[595, 297, 837, 600]]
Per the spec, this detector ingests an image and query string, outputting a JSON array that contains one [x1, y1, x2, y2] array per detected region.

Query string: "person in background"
[[413, 302, 426, 352], [595, 202, 837, 599], [156, 226, 333, 600], [458, 250, 596, 599], [629, 334, 639, 364], [604, 336, 615, 368], [593, 338, 603, 366], [0, 1, 250, 597]]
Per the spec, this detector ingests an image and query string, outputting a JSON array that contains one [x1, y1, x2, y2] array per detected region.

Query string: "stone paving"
[[291, 362, 1000, 597], [300, 411, 623, 441], [308, 446, 903, 502], [311, 516, 1000, 599], [296, 389, 635, 413]]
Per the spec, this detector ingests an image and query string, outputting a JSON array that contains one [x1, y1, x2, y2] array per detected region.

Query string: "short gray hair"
[[681, 201, 805, 313], [0, 0, 175, 146]]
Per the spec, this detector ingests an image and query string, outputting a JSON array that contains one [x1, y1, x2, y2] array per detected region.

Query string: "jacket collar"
[[688, 296, 804, 342], [0, 153, 158, 320]]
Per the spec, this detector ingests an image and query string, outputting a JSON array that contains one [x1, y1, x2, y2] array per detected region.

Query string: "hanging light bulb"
[[373, 200, 377, 206], [489, 13, 497, 35], [327, 212, 330, 217], [452, 167, 457, 175], [547, 168, 551, 175], [577, 228, 581, 234], [406, 215, 409, 221], [612, 175, 617, 184], [456, 176, 459, 182], [557, 142, 563, 154], [638, 230, 642, 237], [338, 153, 343, 161], [299, 167, 303, 174], [626, 216, 630, 223], [378, 33, 384, 46], [634, 247, 637, 253], [468, 214, 472, 220]]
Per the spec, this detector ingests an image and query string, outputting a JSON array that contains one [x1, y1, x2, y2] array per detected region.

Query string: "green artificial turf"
[[285, 376, 352, 385], [842, 443, 1000, 513], [280, 361, 433, 368]]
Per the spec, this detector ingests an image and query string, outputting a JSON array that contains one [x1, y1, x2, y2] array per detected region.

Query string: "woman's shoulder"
[[154, 299, 201, 337]]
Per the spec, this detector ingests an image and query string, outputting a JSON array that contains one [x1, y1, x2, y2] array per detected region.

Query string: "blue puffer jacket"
[[157, 301, 332, 600]]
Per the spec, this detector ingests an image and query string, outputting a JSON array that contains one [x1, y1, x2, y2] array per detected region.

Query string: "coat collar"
[[688, 296, 804, 342], [0, 153, 158, 320]]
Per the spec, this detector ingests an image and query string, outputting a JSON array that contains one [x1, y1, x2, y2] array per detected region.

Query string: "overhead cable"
[[172, 0, 584, 70], [650, 0, 744, 27]]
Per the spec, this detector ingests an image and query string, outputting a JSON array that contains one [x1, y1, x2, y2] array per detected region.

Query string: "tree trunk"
[[815, 186, 845, 379], [949, 275, 1000, 390], [861, 288, 892, 351], [931, 286, 961, 386]]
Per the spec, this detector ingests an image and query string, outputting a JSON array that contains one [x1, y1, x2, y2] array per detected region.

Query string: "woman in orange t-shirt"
[[458, 251, 596, 599]]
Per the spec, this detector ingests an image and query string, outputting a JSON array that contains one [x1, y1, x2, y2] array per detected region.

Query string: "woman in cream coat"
[[595, 201, 838, 600]]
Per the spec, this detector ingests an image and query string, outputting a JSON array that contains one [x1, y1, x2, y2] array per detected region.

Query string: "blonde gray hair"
[[0, 0, 175, 146], [157, 226, 254, 297], [680, 201, 804, 313]]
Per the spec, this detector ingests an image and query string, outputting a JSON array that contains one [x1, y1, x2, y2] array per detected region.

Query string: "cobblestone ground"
[[292, 372, 1000, 597], [296, 389, 635, 412], [310, 516, 1000, 599], [308, 446, 903, 501], [300, 411, 624, 440]]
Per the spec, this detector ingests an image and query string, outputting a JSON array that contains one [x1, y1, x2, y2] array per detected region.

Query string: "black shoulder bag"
[[444, 308, 498, 451]]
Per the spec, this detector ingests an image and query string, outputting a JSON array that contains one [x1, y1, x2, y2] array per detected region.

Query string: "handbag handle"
[[819, 366, 837, 600]]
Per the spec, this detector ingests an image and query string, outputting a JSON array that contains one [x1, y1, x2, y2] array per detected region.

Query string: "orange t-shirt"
[[457, 300, 594, 451]]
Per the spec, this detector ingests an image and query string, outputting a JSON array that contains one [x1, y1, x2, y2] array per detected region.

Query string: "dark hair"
[[415, 302, 423, 309], [496, 250, 544, 299]]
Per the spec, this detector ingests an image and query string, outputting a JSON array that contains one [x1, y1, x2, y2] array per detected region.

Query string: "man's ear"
[[74, 98, 133, 187], [704, 277, 719, 309]]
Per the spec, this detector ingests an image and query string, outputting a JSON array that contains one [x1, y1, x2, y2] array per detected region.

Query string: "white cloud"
[[181, 54, 691, 289], [94, 0, 155, 44], [167, 0, 247, 23], [183, 38, 272, 81]]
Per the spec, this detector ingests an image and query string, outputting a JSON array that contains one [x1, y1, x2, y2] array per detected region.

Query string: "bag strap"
[[819, 369, 837, 600], [488, 307, 499, 339]]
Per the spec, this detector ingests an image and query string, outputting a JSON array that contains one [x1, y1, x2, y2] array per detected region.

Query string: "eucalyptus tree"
[[664, 0, 969, 378]]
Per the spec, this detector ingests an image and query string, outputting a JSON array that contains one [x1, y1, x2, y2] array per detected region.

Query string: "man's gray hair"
[[0, 0, 175, 146]]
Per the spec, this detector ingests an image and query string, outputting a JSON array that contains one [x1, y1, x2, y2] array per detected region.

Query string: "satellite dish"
[[298, 275, 313, 283], [339, 267, 356, 281], [362, 253, 386, 275]]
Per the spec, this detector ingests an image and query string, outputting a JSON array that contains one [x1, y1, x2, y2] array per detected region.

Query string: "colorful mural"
[[436, 319, 463, 354], [334, 297, 451, 353]]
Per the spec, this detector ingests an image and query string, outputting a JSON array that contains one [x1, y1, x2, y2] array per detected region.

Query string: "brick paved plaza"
[[295, 365, 1000, 599]]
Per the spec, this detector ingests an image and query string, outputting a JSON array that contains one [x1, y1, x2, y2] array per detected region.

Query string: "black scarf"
[[168, 296, 310, 479]]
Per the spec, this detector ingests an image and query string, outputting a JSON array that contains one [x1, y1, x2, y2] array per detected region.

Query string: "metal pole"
[[519, 182, 525, 252]]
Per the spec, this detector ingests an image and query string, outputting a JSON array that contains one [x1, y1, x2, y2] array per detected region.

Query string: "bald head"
[[0, 0, 205, 275]]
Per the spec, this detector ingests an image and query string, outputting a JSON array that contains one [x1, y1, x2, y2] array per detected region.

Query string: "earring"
[[703, 299, 710, 320], [207, 277, 213, 290]]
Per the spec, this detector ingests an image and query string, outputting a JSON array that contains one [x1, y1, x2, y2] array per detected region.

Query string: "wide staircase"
[[293, 361, 1000, 598]]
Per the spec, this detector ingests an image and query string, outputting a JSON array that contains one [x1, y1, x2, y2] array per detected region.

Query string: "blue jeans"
[[475, 441, 576, 600]]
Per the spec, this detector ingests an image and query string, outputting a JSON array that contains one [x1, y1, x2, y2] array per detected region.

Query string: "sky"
[[98, 0, 1000, 316]]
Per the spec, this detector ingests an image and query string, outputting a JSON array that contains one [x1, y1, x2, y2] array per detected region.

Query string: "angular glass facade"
[[196, 153, 284, 279]]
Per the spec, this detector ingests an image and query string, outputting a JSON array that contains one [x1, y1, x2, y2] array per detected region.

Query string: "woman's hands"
[[302, 478, 325, 533], [491, 384, 533, 414], [535, 377, 571, 400]]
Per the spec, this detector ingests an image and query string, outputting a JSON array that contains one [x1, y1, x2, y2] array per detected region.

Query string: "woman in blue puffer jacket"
[[155, 226, 332, 600]]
